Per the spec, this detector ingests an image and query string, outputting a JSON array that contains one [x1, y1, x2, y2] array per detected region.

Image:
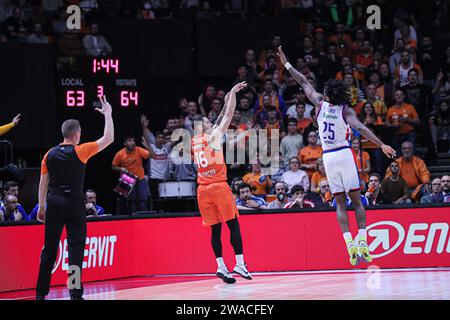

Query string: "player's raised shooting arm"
[[210, 82, 247, 150], [213, 92, 232, 131], [277, 46, 323, 107]]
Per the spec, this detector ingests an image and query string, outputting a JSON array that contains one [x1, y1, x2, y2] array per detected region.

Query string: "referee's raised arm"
[[95, 95, 114, 152]]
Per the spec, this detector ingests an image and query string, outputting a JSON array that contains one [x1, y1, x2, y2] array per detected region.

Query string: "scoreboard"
[[57, 57, 139, 109]]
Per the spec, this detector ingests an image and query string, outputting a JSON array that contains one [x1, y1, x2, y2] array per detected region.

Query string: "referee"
[[35, 96, 114, 300]]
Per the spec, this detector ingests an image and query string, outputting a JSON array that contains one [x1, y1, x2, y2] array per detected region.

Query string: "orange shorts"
[[197, 181, 239, 227]]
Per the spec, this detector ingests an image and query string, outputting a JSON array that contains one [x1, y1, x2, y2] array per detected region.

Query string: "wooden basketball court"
[[3, 268, 448, 300]]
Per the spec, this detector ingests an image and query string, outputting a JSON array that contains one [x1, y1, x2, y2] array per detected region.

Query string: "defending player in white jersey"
[[278, 46, 397, 265]]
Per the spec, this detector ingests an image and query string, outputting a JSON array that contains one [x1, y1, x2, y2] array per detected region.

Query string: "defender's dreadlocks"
[[324, 79, 351, 106]]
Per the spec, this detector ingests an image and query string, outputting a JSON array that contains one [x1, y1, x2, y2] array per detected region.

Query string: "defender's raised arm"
[[277, 46, 323, 107]]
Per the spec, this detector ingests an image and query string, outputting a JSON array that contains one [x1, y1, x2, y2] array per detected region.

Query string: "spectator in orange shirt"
[[112, 136, 151, 213], [351, 137, 371, 185], [254, 79, 287, 116], [242, 163, 272, 197], [262, 106, 286, 138], [385, 89, 421, 153], [355, 40, 374, 73], [298, 131, 323, 179], [229, 109, 244, 131], [310, 158, 327, 193], [335, 56, 364, 84], [294, 103, 312, 134], [258, 55, 285, 88], [385, 141, 430, 202]]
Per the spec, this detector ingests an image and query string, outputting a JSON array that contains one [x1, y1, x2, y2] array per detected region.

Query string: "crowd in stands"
[[128, 0, 449, 210], [0, 180, 109, 221], [1, 0, 450, 220]]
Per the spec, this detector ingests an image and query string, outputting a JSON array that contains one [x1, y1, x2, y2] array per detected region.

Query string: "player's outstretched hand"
[[277, 46, 288, 66], [231, 81, 247, 93], [96, 95, 112, 117], [381, 144, 397, 159], [12, 113, 21, 126]]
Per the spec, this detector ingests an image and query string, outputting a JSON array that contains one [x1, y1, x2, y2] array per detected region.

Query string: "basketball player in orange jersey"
[[192, 81, 252, 284]]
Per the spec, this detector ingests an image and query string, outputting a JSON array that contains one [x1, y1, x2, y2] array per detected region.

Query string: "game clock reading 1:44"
[[58, 57, 139, 109]]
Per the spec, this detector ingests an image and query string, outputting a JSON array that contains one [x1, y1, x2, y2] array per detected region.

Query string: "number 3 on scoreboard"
[[194, 151, 208, 168], [97, 85, 104, 98]]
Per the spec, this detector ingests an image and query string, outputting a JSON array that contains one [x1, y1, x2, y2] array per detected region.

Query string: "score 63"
[[67, 90, 85, 107]]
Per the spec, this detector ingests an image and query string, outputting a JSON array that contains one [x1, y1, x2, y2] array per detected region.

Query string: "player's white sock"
[[343, 232, 353, 246], [236, 254, 245, 266], [358, 229, 367, 242], [216, 257, 226, 268]]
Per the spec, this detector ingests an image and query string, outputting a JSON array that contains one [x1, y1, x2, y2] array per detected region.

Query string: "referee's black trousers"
[[36, 193, 86, 299]]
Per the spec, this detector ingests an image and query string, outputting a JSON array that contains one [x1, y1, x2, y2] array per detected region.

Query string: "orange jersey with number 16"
[[192, 134, 227, 185]]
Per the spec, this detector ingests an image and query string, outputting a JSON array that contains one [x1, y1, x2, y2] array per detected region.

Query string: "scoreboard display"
[[57, 57, 139, 109]]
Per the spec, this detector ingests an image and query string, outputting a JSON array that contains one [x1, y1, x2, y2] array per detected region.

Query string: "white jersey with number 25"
[[317, 101, 351, 151]]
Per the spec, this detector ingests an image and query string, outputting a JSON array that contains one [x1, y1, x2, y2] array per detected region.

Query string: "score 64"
[[120, 91, 138, 107]]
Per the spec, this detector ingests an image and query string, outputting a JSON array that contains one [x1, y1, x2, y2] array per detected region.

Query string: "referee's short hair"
[[61, 119, 81, 139]]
